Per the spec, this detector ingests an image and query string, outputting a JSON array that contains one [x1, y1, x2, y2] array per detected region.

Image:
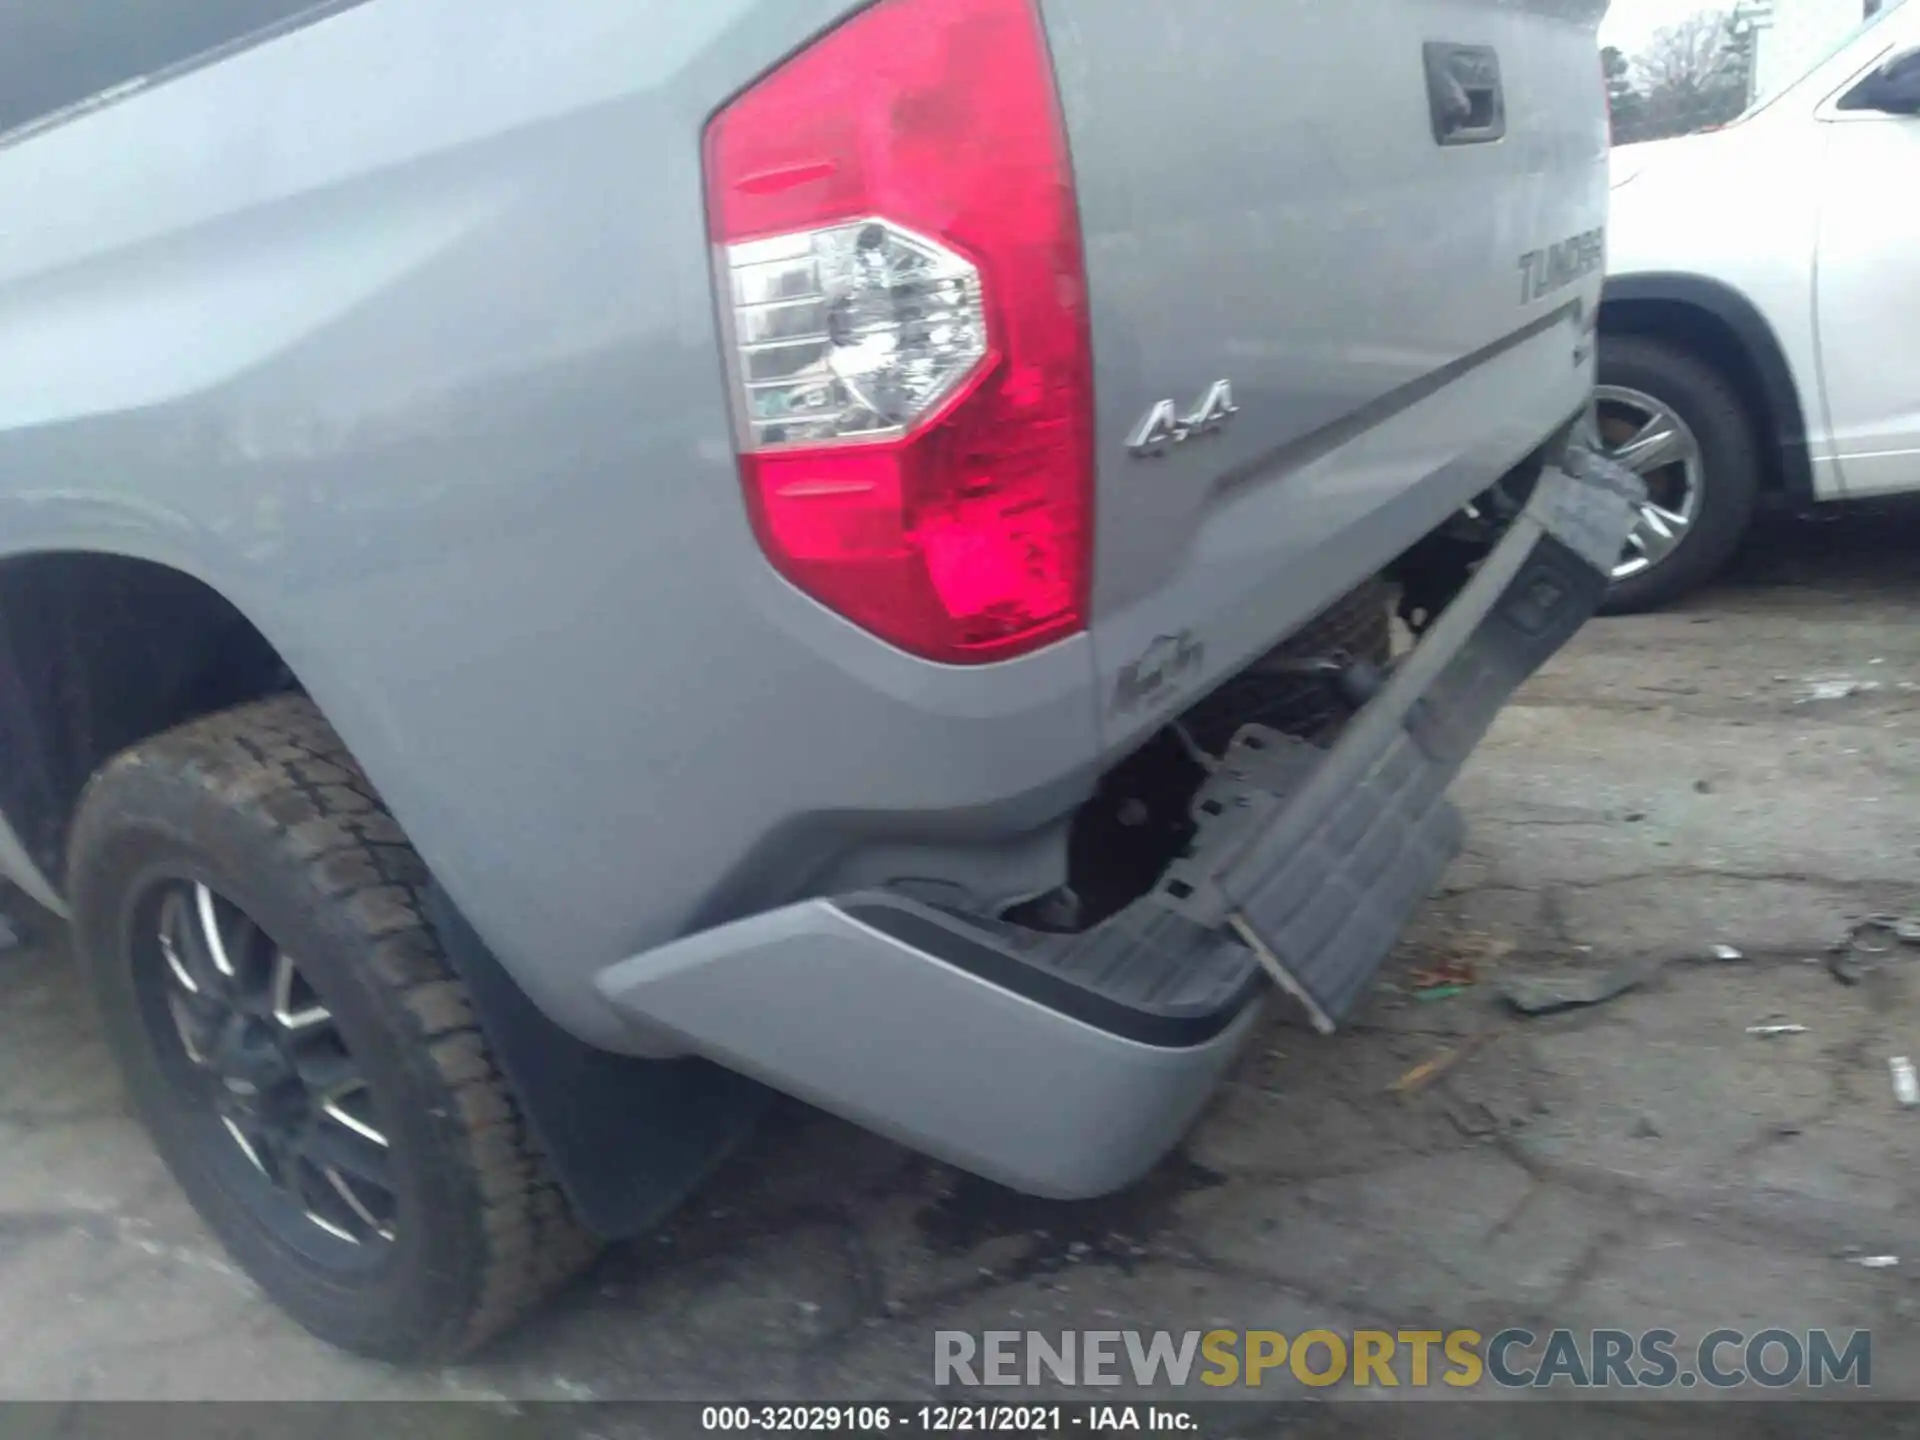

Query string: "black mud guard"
[[426, 885, 771, 1239]]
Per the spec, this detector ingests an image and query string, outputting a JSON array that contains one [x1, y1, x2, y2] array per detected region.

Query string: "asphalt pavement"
[[3, 510, 1918, 1435]]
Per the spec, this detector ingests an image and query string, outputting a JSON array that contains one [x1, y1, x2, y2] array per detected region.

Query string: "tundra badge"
[[1518, 228, 1605, 305]]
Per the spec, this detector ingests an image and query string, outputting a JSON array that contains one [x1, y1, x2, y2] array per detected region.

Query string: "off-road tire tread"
[[72, 694, 598, 1358]]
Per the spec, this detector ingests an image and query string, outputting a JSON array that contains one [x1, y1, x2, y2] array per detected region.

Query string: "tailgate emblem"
[[1128, 380, 1238, 457], [1518, 228, 1605, 305]]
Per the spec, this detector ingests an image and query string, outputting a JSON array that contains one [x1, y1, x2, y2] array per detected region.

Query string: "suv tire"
[[1598, 333, 1762, 614]]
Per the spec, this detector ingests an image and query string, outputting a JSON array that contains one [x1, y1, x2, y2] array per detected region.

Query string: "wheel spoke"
[[1631, 519, 1674, 564], [325, 1166, 395, 1243], [221, 1114, 270, 1176], [304, 1113, 394, 1190], [165, 991, 223, 1066], [193, 883, 238, 980], [1631, 500, 1689, 564], [1611, 417, 1693, 474], [159, 920, 199, 997], [1643, 499, 1692, 531], [160, 889, 229, 999], [269, 950, 332, 1032], [303, 1210, 359, 1244], [308, 1057, 390, 1148], [321, 1091, 389, 1149], [287, 1156, 361, 1244]]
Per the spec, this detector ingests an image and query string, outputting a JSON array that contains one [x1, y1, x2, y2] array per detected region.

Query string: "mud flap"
[[1161, 449, 1642, 1031], [427, 886, 770, 1239]]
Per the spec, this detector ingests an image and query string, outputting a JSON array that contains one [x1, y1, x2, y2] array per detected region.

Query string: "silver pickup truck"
[[0, 0, 1624, 1359]]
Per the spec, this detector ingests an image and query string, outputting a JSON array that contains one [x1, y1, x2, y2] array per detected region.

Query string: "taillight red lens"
[[705, 0, 1094, 664]]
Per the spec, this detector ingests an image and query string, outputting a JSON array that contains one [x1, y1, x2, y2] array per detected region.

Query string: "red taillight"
[[705, 0, 1094, 664]]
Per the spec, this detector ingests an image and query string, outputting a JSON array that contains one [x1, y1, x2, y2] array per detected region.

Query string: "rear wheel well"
[[1598, 294, 1802, 502], [0, 554, 297, 892]]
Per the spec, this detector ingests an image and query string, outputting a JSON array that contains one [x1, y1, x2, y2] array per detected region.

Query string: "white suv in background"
[[1599, 0, 1920, 610]]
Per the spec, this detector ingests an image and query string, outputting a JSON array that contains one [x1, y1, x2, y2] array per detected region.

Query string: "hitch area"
[[1017, 578, 1406, 936], [1024, 499, 1503, 939], [595, 454, 1638, 1197], [1007, 461, 1613, 1029]]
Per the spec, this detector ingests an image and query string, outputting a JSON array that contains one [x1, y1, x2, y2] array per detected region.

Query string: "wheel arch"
[[9, 561, 768, 1243], [1599, 273, 1816, 506], [0, 549, 300, 910]]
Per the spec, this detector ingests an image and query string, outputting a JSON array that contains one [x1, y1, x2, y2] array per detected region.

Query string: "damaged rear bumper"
[[594, 449, 1641, 1199]]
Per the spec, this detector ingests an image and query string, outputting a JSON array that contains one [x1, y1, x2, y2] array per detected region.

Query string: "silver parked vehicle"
[[0, 0, 1626, 1357]]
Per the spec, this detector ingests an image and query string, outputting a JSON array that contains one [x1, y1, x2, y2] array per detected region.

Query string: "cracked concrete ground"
[[3, 512, 1919, 1431]]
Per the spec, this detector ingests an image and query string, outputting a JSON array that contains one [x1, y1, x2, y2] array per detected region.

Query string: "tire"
[[68, 696, 599, 1361], [1597, 334, 1762, 614]]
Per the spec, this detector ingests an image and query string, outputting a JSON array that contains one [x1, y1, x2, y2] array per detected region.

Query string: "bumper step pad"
[[851, 449, 1641, 1041], [1168, 450, 1641, 1030], [592, 452, 1637, 1199]]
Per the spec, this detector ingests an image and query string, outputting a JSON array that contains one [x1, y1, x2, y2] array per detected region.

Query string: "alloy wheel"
[[140, 880, 397, 1257], [1591, 383, 1707, 582]]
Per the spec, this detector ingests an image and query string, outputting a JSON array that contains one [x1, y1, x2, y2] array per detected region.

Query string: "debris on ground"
[[1850, 1255, 1901, 1270], [1892, 1056, 1919, 1109], [1826, 915, 1920, 985], [1391, 1054, 1449, 1095], [1390, 1032, 1497, 1098], [1797, 678, 1880, 703], [1408, 956, 1479, 993], [1496, 959, 1652, 1016], [1401, 938, 1513, 1005], [1746, 1023, 1808, 1037], [1710, 943, 1745, 962], [1844, 916, 1918, 953], [1444, 1099, 1499, 1137]]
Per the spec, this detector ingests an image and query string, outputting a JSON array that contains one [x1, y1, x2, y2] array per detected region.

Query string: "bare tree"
[[1629, 9, 1754, 141], [1603, 44, 1649, 142]]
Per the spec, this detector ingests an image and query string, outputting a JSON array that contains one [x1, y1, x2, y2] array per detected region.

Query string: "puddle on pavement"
[[913, 1151, 1226, 1280]]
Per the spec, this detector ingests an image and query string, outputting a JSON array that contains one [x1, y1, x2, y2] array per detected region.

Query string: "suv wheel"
[[1594, 334, 1761, 614], [68, 696, 599, 1361]]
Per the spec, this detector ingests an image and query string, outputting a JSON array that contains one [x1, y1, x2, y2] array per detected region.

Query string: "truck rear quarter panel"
[[0, 0, 1100, 1047]]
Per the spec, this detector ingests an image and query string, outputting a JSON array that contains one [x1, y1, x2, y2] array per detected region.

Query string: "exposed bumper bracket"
[[591, 446, 1640, 1197], [1155, 446, 1642, 1029]]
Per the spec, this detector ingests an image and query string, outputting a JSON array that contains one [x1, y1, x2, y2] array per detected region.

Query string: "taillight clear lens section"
[[706, 0, 1094, 664], [728, 221, 988, 447]]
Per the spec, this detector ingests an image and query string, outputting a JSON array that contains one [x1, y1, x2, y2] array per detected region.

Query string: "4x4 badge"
[[1128, 380, 1238, 457]]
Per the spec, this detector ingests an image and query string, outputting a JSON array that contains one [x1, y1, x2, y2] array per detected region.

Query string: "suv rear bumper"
[[595, 450, 1641, 1198]]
